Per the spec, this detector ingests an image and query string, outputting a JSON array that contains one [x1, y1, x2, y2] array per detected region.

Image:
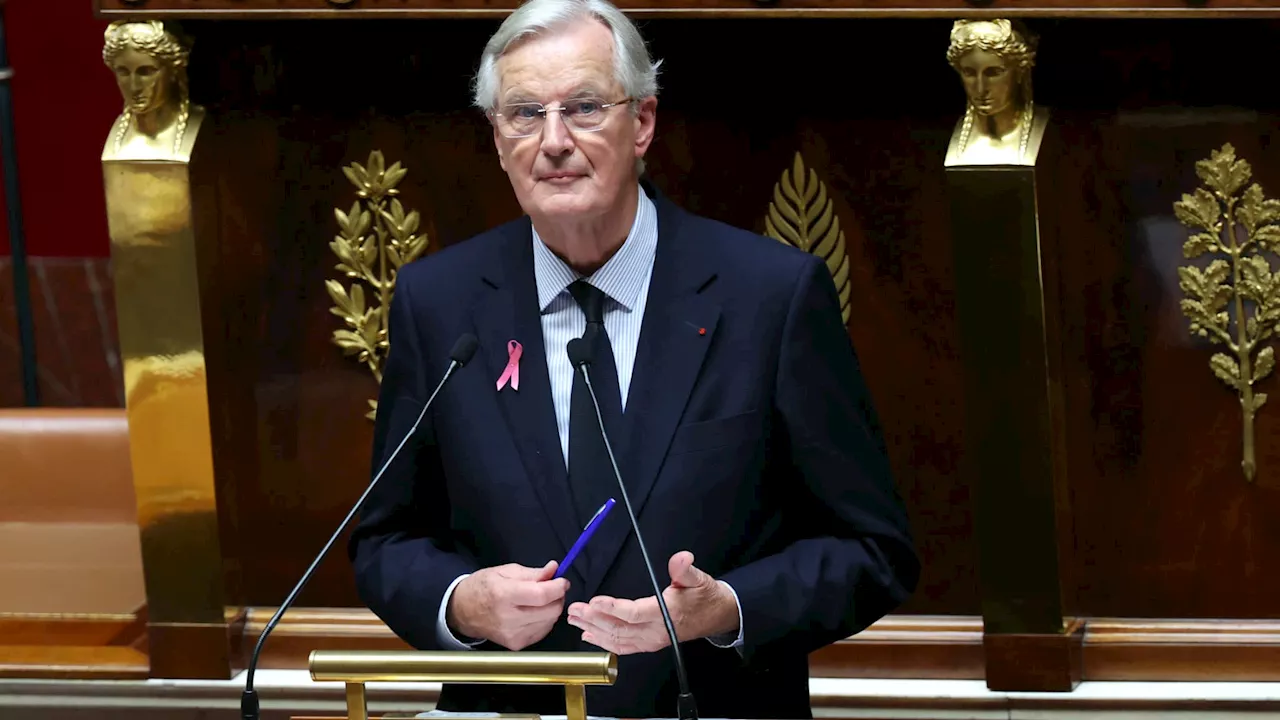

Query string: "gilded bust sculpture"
[[101, 21, 204, 162], [944, 19, 1048, 167]]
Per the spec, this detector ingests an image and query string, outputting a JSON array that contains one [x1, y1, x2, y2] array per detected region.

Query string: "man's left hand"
[[566, 551, 739, 654]]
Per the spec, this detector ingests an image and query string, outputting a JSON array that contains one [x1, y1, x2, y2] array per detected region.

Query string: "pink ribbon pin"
[[496, 340, 521, 392]]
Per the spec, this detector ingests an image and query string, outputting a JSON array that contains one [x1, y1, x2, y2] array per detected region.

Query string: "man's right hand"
[[447, 560, 569, 651]]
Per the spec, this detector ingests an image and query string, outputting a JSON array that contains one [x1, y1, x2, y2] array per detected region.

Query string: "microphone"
[[566, 338, 697, 720], [241, 333, 480, 720]]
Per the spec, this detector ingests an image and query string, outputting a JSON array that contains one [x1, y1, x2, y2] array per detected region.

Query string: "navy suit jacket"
[[349, 182, 919, 719]]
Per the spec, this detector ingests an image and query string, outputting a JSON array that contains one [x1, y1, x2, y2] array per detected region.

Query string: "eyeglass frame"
[[488, 96, 638, 139]]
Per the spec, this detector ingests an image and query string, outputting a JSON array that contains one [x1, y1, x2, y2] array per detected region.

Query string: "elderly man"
[[349, 0, 919, 717]]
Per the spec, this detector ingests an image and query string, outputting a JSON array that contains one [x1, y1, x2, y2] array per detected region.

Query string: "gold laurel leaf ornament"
[[328, 150, 429, 420], [1173, 143, 1280, 482]]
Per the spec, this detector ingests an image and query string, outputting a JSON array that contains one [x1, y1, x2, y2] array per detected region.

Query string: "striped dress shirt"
[[532, 186, 657, 466]]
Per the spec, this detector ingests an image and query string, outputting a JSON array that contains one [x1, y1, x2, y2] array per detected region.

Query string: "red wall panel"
[[0, 1, 118, 257]]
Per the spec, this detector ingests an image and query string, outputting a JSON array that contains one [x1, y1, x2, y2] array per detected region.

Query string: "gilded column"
[[943, 19, 1081, 692], [101, 20, 239, 679]]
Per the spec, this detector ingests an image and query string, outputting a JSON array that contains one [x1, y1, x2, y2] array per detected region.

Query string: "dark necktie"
[[567, 280, 625, 536]]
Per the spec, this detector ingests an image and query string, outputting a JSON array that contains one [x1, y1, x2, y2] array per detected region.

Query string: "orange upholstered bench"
[[0, 408, 146, 619]]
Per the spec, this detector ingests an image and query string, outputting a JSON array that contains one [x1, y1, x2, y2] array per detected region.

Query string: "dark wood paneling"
[[1040, 24, 1280, 619], [1061, 119, 1280, 616], [96, 0, 1280, 19]]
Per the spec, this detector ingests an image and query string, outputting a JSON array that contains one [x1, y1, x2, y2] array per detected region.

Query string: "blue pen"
[[554, 498, 615, 579]]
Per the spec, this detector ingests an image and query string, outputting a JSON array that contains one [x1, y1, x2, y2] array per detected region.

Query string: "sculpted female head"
[[946, 20, 1037, 120], [103, 21, 190, 120], [102, 21, 195, 158]]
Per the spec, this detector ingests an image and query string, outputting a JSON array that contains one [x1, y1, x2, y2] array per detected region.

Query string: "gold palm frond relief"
[[764, 152, 852, 323], [327, 150, 429, 420], [1173, 142, 1280, 482]]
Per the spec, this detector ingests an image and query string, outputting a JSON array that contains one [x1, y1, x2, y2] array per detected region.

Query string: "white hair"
[[473, 0, 661, 112]]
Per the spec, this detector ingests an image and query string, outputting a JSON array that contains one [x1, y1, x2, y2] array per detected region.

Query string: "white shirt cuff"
[[437, 573, 485, 650], [706, 580, 744, 649]]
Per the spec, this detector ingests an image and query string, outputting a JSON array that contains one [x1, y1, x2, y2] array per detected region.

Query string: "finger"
[[519, 599, 567, 626], [586, 595, 621, 619], [590, 595, 657, 625], [569, 603, 644, 641], [576, 612, 641, 652], [581, 595, 617, 616], [582, 624, 659, 655], [668, 551, 707, 589], [581, 631, 642, 655], [507, 578, 570, 608], [579, 631, 616, 653], [535, 560, 559, 581], [497, 560, 559, 582], [568, 603, 623, 631], [500, 601, 564, 641], [566, 612, 615, 639]]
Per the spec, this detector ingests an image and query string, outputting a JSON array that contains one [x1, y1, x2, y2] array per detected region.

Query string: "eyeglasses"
[[490, 97, 635, 139]]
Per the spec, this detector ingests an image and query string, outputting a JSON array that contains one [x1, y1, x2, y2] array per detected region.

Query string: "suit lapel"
[[471, 226, 583, 582], [582, 192, 721, 599]]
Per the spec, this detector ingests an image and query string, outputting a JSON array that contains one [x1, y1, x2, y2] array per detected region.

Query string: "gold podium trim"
[[309, 650, 616, 720]]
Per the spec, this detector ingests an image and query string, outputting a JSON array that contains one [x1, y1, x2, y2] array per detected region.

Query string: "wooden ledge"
[[811, 615, 984, 679], [244, 609, 985, 679], [142, 609, 1280, 684], [0, 605, 148, 680], [1085, 618, 1280, 681], [244, 607, 412, 670], [0, 607, 147, 648], [0, 645, 149, 680]]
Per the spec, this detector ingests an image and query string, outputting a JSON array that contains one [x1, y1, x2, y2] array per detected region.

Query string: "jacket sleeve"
[[717, 254, 920, 665], [347, 276, 480, 650]]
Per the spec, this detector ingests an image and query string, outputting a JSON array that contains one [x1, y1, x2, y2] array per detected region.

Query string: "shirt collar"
[[532, 184, 658, 313]]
